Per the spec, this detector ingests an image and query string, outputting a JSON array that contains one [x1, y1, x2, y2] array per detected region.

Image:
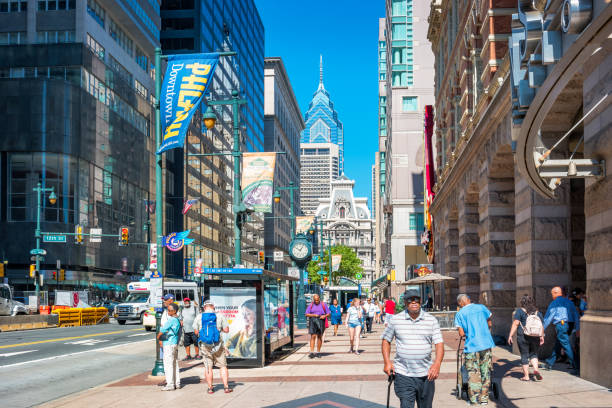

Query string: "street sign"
[[355, 273, 363, 280], [90, 228, 102, 243], [43, 235, 66, 243], [203, 267, 263, 275], [273, 251, 284, 261], [30, 249, 47, 256], [288, 267, 299, 279], [56, 259, 61, 270], [31, 256, 44, 262]]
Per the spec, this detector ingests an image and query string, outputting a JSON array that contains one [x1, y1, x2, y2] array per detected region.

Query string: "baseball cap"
[[203, 299, 214, 307], [403, 289, 420, 300], [163, 294, 174, 301]]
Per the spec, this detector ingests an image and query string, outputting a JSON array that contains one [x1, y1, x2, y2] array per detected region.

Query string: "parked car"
[[0, 284, 29, 316]]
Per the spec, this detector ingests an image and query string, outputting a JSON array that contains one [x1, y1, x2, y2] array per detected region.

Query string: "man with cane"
[[381, 289, 444, 408]]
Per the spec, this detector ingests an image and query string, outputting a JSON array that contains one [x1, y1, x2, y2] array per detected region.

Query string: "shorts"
[[308, 317, 325, 335], [200, 342, 227, 369], [183, 332, 198, 347], [517, 334, 540, 365], [348, 322, 361, 329]]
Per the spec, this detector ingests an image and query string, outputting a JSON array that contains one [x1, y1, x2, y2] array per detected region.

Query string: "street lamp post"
[[32, 182, 56, 308]]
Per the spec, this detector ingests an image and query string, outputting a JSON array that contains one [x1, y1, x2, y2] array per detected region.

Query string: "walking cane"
[[387, 373, 395, 408]]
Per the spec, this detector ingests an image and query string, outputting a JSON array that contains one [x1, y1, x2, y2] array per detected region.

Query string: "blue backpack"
[[199, 312, 220, 345]]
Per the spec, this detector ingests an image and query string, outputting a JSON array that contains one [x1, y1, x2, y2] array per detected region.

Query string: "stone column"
[[458, 191, 480, 302], [580, 44, 612, 387], [479, 170, 516, 337], [444, 213, 459, 309], [514, 171, 572, 311]]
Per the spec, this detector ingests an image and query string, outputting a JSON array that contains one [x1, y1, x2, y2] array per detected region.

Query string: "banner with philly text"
[[157, 53, 219, 154], [241, 153, 276, 213], [332, 254, 342, 272]]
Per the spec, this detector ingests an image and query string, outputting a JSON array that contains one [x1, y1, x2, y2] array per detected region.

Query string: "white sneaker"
[[161, 385, 175, 391]]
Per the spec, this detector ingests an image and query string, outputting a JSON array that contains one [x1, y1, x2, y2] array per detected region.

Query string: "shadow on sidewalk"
[[262, 391, 387, 408]]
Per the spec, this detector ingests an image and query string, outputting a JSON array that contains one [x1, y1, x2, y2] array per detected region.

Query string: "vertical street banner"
[[194, 258, 203, 276], [241, 152, 276, 213], [332, 254, 342, 272], [423, 105, 436, 263], [157, 53, 220, 154], [149, 243, 157, 270], [295, 216, 314, 234]]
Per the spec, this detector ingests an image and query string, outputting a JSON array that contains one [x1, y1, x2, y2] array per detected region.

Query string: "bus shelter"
[[201, 268, 298, 368]]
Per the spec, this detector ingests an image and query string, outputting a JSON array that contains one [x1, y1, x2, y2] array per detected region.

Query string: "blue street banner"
[[157, 53, 219, 154]]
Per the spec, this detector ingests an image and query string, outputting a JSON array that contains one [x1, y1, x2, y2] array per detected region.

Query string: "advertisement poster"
[[210, 287, 257, 359], [332, 254, 342, 272], [264, 282, 291, 345], [241, 153, 276, 213], [149, 244, 157, 270], [295, 216, 315, 234]]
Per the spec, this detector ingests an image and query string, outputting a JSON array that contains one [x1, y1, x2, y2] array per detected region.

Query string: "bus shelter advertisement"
[[210, 287, 257, 359]]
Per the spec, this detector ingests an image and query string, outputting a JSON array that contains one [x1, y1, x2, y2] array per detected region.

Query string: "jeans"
[[546, 322, 576, 368], [365, 316, 373, 332], [394, 374, 435, 408], [163, 344, 180, 387]]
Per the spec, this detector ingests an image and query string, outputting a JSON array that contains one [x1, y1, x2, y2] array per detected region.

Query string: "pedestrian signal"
[[120, 227, 129, 246], [75, 225, 83, 244], [30, 264, 36, 278]]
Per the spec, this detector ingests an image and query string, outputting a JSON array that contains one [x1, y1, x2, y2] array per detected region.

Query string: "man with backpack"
[[543, 286, 580, 373], [157, 303, 181, 391], [193, 300, 232, 394], [455, 294, 495, 406]]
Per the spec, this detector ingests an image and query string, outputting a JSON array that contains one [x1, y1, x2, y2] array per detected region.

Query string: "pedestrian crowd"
[[151, 283, 585, 407]]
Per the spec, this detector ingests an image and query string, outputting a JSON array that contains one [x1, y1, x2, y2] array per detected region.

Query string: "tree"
[[306, 245, 364, 285]]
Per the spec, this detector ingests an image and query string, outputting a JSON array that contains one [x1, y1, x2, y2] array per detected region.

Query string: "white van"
[[114, 281, 200, 330]]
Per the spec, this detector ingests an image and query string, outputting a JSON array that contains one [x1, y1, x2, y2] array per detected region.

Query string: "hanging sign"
[[162, 230, 194, 252], [157, 53, 220, 154], [241, 152, 276, 213]]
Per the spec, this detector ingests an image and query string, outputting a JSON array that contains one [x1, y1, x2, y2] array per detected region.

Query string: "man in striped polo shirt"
[[382, 289, 444, 408]]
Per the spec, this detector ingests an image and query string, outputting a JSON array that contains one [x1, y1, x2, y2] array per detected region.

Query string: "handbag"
[[325, 317, 330, 328]]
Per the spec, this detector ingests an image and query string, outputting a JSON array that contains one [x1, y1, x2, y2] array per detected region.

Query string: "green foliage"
[[306, 245, 364, 285]]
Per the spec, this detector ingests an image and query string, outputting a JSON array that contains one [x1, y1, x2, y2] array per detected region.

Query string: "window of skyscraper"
[[0, 0, 27, 12], [391, 24, 406, 40], [162, 17, 195, 30], [402, 96, 418, 111], [87, 0, 104, 27]]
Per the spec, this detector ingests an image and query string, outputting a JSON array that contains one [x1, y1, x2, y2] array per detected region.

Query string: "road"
[[0, 321, 157, 407]]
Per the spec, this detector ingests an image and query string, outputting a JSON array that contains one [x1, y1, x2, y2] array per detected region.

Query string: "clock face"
[[291, 242, 309, 259]]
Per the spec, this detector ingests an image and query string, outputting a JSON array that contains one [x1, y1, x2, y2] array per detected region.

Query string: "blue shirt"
[[543, 296, 580, 330], [330, 305, 342, 318], [454, 303, 495, 353], [160, 316, 181, 346]]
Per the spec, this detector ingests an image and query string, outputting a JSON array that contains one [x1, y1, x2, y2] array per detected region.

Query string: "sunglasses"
[[407, 296, 421, 303]]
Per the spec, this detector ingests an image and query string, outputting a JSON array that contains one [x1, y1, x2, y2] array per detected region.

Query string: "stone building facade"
[[315, 176, 375, 289], [427, 0, 612, 386]]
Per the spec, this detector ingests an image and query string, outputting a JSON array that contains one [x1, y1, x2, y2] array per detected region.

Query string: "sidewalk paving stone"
[[40, 322, 612, 408]]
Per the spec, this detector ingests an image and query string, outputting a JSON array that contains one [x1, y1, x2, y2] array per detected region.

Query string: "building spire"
[[318, 54, 324, 90]]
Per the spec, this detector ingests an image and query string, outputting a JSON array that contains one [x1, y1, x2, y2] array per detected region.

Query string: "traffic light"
[[75, 224, 83, 244], [59, 269, 65, 281], [258, 250, 264, 264], [30, 264, 36, 278], [0, 262, 4, 278], [52, 271, 56, 280], [390, 269, 396, 281], [120, 226, 129, 246]]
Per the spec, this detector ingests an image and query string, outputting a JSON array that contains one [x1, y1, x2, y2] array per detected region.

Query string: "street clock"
[[289, 234, 312, 266]]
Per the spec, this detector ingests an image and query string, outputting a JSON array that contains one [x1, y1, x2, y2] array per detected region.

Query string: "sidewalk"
[[41, 321, 612, 408]]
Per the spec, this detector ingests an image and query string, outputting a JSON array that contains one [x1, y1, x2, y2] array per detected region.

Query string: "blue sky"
[[255, 0, 385, 203]]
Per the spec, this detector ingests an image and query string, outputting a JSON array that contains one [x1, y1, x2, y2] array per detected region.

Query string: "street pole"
[[231, 90, 242, 266], [34, 182, 42, 305], [152, 47, 164, 377]]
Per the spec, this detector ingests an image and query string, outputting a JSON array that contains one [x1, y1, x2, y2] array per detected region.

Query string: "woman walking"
[[345, 298, 363, 355], [330, 298, 343, 336], [508, 294, 545, 381]]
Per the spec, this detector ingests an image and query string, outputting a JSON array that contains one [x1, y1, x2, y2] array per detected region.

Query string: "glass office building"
[[299, 57, 344, 175], [161, 0, 265, 273], [0, 0, 160, 300]]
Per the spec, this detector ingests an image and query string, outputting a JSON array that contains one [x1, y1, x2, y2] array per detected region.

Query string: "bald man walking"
[[543, 286, 580, 373]]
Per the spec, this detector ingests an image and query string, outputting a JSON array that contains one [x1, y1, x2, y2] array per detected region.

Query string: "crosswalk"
[[64, 339, 110, 346]]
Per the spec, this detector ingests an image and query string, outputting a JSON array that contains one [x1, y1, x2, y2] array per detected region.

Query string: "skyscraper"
[[160, 0, 265, 272], [0, 0, 159, 293], [300, 143, 339, 215], [263, 57, 304, 274], [383, 0, 433, 296], [300, 56, 344, 174]]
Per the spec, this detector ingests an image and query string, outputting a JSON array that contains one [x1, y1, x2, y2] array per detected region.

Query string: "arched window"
[[339, 207, 345, 218]]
